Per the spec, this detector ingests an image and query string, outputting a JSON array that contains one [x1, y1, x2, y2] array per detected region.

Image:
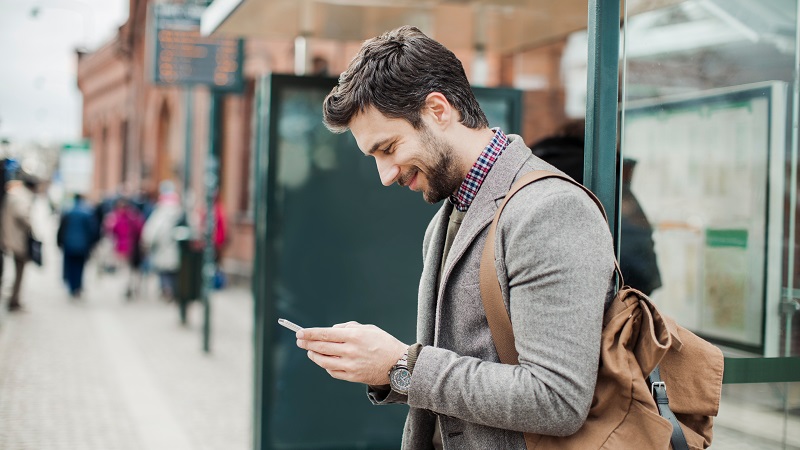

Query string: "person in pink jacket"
[[104, 198, 144, 298]]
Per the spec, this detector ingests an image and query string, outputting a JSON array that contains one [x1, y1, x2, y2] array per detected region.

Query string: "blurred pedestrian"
[[213, 196, 227, 263], [132, 186, 157, 220], [141, 190, 182, 300], [57, 194, 98, 298], [93, 191, 119, 274], [129, 185, 158, 288], [195, 194, 229, 289], [0, 152, 11, 289], [104, 198, 144, 299], [619, 158, 662, 295], [2, 174, 38, 311]]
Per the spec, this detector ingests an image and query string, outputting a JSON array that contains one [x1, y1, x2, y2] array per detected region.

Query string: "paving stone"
[[0, 202, 250, 450]]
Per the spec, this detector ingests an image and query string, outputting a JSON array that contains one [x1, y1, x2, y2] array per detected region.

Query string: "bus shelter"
[[203, 0, 800, 448]]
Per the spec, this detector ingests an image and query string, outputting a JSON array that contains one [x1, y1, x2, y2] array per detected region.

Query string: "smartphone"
[[277, 318, 304, 332]]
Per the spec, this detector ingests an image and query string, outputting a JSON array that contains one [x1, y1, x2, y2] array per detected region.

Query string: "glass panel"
[[620, 0, 800, 447], [267, 76, 423, 448], [621, 84, 781, 351], [258, 75, 525, 448]]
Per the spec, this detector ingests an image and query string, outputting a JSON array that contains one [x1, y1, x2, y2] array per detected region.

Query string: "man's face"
[[349, 107, 463, 204]]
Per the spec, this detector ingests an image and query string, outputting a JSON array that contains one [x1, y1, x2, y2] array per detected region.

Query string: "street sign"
[[60, 140, 93, 195], [149, 4, 243, 91]]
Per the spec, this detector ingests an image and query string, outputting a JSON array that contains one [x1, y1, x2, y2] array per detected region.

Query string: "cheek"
[[404, 152, 431, 173]]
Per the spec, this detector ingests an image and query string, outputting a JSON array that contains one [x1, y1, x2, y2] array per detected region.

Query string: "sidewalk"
[[0, 200, 798, 449], [0, 201, 252, 450]]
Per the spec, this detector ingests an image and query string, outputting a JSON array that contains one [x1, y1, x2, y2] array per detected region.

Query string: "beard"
[[413, 125, 463, 204]]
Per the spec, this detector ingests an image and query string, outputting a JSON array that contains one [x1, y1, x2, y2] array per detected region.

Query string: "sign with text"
[[150, 4, 243, 91], [624, 82, 787, 355], [60, 140, 93, 195]]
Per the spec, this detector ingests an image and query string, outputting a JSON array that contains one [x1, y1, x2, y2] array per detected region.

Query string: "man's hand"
[[296, 321, 408, 386]]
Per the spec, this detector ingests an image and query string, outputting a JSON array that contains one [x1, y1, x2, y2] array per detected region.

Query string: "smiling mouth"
[[408, 172, 418, 190], [399, 169, 418, 189]]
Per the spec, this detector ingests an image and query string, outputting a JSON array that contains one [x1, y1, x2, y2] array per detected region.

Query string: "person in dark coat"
[[0, 156, 9, 291], [57, 194, 98, 297]]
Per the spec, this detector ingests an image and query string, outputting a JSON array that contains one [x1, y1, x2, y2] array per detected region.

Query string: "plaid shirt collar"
[[450, 128, 508, 212]]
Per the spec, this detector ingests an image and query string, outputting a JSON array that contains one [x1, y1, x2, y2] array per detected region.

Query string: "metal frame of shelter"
[[205, 0, 800, 448]]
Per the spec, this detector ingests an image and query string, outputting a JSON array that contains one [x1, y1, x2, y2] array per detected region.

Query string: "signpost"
[[149, 3, 243, 353]]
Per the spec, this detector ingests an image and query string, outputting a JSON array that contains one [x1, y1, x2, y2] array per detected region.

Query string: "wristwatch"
[[388, 351, 411, 395]]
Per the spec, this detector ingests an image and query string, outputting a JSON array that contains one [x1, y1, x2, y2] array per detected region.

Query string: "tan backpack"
[[480, 170, 724, 449]]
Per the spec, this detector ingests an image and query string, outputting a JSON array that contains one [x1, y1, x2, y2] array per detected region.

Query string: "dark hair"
[[322, 26, 488, 133]]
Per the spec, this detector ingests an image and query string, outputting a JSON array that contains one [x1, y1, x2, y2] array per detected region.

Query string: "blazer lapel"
[[417, 201, 451, 345], [438, 135, 532, 296]]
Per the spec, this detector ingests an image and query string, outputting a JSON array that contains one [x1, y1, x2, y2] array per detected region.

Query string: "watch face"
[[390, 367, 411, 394]]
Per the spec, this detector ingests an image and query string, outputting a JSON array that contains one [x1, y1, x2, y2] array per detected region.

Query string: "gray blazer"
[[369, 135, 616, 449]]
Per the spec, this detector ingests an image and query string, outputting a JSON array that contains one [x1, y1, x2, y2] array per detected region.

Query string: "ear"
[[423, 92, 454, 130]]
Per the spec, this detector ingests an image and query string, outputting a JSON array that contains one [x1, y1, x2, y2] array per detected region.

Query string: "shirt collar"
[[450, 128, 508, 212]]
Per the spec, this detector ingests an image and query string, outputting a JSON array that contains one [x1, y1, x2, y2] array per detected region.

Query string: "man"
[[57, 194, 98, 298], [2, 172, 37, 311], [296, 26, 616, 449]]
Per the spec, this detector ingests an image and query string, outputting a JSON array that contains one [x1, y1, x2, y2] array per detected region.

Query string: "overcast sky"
[[0, 0, 128, 145]]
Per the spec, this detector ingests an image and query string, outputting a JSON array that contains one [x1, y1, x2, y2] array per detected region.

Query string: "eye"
[[382, 145, 394, 155]]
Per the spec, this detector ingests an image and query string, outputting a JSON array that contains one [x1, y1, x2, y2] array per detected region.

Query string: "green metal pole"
[[722, 357, 800, 383], [584, 0, 621, 243], [252, 74, 273, 450], [784, 0, 800, 359], [201, 90, 220, 354]]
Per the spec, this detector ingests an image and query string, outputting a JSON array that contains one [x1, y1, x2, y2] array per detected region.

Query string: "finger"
[[298, 327, 351, 342], [307, 350, 348, 371], [303, 339, 347, 357], [333, 321, 361, 328]]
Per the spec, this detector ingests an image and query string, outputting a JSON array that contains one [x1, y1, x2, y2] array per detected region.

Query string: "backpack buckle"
[[650, 381, 666, 398]]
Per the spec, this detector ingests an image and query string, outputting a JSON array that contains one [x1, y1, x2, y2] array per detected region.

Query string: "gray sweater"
[[369, 135, 616, 450]]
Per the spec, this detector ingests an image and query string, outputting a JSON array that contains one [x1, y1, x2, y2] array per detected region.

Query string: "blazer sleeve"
[[407, 180, 616, 436]]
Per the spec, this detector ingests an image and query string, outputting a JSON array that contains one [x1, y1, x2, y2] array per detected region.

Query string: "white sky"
[[0, 0, 128, 145]]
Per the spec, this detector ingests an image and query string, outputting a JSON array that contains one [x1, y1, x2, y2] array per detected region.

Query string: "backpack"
[[480, 170, 724, 449]]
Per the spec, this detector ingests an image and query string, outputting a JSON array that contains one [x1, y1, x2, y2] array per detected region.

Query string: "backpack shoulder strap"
[[479, 170, 623, 365]]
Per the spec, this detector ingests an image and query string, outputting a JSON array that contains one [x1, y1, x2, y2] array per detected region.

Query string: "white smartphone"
[[277, 318, 304, 332]]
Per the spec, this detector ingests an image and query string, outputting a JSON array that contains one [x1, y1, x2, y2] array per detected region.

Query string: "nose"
[[376, 159, 401, 186]]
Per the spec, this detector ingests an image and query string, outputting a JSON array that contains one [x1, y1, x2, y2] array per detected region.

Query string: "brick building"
[[76, 0, 576, 276]]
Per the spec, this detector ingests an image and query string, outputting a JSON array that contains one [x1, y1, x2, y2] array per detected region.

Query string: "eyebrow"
[[367, 137, 395, 155]]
